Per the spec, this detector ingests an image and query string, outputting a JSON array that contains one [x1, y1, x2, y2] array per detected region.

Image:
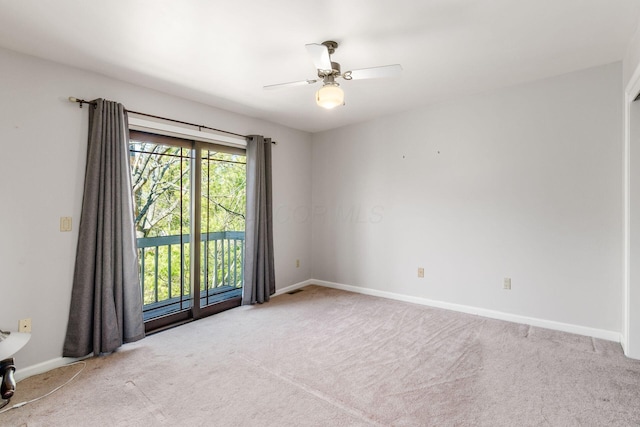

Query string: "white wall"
[[0, 47, 312, 370], [312, 62, 623, 334]]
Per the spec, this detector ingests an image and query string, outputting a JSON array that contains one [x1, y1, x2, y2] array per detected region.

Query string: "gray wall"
[[0, 47, 312, 370], [0, 46, 630, 371], [311, 62, 623, 334]]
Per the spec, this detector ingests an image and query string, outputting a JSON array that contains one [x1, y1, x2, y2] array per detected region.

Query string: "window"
[[129, 130, 246, 332]]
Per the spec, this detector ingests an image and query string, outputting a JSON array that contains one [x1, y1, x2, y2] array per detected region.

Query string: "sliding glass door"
[[129, 131, 246, 331]]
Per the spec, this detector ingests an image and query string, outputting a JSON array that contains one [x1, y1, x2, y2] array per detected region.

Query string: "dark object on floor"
[[0, 357, 16, 409], [0, 329, 31, 409]]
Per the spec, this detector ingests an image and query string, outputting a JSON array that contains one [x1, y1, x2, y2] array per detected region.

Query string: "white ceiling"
[[1, 0, 639, 133]]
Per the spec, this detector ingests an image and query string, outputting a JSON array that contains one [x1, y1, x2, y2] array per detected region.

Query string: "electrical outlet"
[[19, 318, 32, 333], [504, 278, 512, 290], [296, 259, 300, 268], [418, 267, 425, 278]]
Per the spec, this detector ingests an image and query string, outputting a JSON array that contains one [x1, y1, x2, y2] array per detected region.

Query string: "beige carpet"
[[2, 285, 640, 426]]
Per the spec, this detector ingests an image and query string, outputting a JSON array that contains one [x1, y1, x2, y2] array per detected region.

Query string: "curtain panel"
[[63, 99, 144, 357], [243, 135, 276, 304]]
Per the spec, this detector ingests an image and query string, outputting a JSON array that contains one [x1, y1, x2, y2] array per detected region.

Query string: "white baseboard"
[[15, 282, 313, 380], [311, 279, 622, 343], [15, 278, 621, 380], [15, 356, 83, 382], [273, 279, 314, 297]]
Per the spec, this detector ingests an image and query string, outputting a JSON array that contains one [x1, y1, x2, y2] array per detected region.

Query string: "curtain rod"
[[68, 97, 276, 144]]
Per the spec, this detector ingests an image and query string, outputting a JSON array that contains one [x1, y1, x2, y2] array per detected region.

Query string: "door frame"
[[623, 62, 640, 359], [128, 122, 246, 334]]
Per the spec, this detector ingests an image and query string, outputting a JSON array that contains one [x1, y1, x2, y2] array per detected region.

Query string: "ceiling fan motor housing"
[[319, 61, 342, 79]]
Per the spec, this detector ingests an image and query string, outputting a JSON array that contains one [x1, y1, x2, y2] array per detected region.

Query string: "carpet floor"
[[2, 285, 640, 426]]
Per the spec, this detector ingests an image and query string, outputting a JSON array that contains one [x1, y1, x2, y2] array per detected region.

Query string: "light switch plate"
[[60, 217, 72, 232]]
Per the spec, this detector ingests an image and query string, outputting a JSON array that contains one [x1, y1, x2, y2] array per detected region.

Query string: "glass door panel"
[[199, 147, 246, 309], [130, 136, 192, 323]]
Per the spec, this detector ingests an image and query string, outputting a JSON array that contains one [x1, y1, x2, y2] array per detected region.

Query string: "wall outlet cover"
[[19, 318, 32, 333]]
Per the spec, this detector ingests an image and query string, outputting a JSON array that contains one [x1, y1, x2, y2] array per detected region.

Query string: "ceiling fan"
[[264, 41, 402, 109]]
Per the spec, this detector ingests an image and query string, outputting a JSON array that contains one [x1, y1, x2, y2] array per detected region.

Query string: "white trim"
[[16, 277, 622, 380], [15, 356, 84, 382], [128, 116, 246, 149], [624, 90, 632, 355], [623, 63, 640, 357], [14, 281, 312, 380], [273, 279, 314, 297], [311, 280, 622, 343]]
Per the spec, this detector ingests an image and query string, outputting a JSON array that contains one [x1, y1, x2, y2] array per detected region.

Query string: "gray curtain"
[[243, 135, 276, 304], [63, 99, 145, 357]]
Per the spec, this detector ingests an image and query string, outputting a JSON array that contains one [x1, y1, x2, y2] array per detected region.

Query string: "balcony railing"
[[137, 231, 244, 320]]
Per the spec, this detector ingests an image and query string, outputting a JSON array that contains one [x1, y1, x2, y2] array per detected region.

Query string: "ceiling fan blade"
[[305, 43, 332, 72], [263, 79, 318, 90], [345, 64, 403, 80]]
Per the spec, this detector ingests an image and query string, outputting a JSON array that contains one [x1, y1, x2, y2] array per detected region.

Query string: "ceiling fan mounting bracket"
[[321, 40, 338, 55]]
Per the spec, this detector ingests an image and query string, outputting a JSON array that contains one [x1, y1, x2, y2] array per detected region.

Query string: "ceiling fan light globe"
[[316, 84, 344, 109]]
